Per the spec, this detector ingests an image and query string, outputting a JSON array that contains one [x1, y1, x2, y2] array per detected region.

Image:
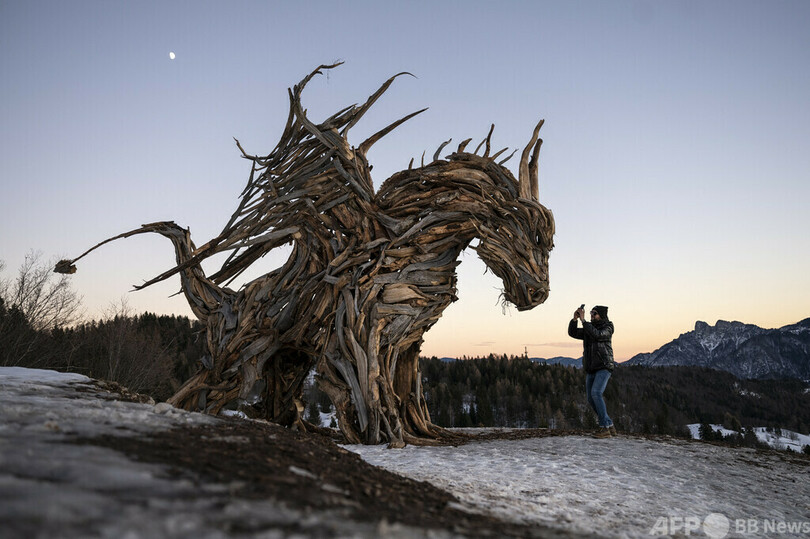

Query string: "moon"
[[169, 52, 176, 60]]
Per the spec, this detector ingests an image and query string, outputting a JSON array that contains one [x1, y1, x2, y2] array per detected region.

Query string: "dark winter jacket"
[[568, 318, 615, 374]]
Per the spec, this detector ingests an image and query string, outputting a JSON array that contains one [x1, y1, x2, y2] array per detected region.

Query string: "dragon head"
[[472, 120, 555, 311]]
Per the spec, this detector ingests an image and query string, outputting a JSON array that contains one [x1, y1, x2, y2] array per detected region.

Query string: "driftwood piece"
[[55, 63, 555, 447]]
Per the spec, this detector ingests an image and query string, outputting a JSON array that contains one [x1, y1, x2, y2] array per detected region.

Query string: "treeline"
[[418, 356, 810, 440], [1, 298, 204, 401], [1, 254, 205, 400]]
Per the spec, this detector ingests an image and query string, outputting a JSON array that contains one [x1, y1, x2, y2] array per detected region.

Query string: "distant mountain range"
[[626, 318, 810, 380], [435, 318, 810, 380], [530, 356, 582, 368]]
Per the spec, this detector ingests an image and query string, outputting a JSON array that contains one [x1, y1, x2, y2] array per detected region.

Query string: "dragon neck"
[[377, 154, 516, 249], [146, 222, 226, 320]]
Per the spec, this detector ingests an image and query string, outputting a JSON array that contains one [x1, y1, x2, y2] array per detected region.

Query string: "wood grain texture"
[[56, 64, 555, 446]]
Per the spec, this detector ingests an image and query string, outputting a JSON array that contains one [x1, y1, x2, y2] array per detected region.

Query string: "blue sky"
[[2, 1, 809, 361]]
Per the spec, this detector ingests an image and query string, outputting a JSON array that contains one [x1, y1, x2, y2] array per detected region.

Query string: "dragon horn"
[[519, 119, 544, 200]]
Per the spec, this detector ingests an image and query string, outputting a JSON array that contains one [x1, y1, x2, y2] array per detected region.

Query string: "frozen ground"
[[0, 367, 450, 538], [3, 367, 809, 538], [346, 434, 810, 537]]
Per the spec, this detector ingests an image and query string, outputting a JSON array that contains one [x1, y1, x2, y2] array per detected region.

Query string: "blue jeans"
[[586, 369, 613, 428]]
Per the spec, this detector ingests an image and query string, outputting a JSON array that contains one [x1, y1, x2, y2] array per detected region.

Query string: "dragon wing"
[[135, 63, 426, 289]]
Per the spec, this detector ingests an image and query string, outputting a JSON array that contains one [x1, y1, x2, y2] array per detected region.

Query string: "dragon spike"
[[474, 124, 495, 157], [529, 138, 543, 200], [357, 107, 427, 156], [483, 124, 494, 157], [498, 148, 519, 166], [293, 62, 344, 97], [457, 138, 473, 153], [345, 71, 417, 136], [490, 147, 509, 162], [519, 119, 544, 200], [433, 138, 452, 162]]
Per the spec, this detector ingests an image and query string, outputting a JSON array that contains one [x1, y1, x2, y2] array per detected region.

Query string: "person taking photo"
[[569, 305, 616, 438]]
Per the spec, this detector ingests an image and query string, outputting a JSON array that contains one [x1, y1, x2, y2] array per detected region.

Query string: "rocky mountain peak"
[[695, 321, 710, 332], [627, 318, 810, 379]]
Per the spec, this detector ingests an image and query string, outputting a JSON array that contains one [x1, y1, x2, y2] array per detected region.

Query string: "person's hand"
[[574, 307, 584, 320]]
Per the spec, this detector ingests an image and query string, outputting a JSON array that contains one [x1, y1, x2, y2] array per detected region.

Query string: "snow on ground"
[[687, 424, 810, 453], [345, 432, 810, 538], [687, 424, 740, 440], [3, 367, 810, 538], [0, 368, 395, 538], [0, 366, 219, 437], [753, 427, 810, 452]]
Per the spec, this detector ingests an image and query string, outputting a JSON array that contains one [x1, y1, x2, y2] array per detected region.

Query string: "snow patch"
[[346, 435, 810, 538], [318, 410, 337, 427], [0, 367, 217, 439], [700, 333, 723, 353], [753, 427, 810, 452], [687, 424, 810, 452]]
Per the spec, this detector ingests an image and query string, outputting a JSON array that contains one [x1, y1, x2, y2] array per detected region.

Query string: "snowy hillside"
[[687, 424, 810, 452], [3, 367, 809, 538]]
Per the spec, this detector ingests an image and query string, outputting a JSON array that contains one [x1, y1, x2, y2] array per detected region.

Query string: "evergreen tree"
[[306, 400, 321, 425]]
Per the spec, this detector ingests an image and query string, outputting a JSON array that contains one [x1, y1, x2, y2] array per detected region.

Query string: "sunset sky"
[[2, 1, 808, 362]]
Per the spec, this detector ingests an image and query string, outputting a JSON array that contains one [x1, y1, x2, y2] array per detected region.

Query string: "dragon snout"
[[514, 286, 549, 311], [507, 272, 549, 311], [528, 284, 549, 307]]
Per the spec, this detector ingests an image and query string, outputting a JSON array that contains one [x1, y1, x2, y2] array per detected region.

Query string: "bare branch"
[[11, 251, 83, 331]]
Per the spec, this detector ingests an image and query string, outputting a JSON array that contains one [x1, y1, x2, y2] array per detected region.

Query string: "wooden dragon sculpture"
[[56, 63, 555, 446]]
